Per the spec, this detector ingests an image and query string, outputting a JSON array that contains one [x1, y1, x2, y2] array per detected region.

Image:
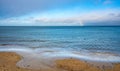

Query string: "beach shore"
[[0, 52, 36, 71], [0, 52, 120, 71]]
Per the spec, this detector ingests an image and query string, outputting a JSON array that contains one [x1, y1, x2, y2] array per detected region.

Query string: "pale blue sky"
[[0, 0, 120, 26]]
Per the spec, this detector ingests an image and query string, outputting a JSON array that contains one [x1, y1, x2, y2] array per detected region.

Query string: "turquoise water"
[[0, 26, 120, 62]]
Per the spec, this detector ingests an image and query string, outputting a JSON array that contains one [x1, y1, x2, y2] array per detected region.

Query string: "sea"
[[0, 26, 120, 65]]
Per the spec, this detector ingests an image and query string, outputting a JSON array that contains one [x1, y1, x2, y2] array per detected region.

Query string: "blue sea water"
[[0, 26, 120, 62]]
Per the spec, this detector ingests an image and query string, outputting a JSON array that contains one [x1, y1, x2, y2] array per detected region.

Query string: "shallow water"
[[0, 26, 120, 69]]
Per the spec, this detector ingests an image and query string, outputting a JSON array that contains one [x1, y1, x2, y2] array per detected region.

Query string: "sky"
[[0, 0, 120, 26]]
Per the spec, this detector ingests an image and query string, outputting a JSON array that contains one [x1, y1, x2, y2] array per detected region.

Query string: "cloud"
[[0, 9, 120, 26], [116, 13, 120, 17], [103, 0, 112, 4], [0, 17, 83, 26], [0, 0, 80, 18]]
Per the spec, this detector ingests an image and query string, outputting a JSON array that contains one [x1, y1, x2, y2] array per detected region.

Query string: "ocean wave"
[[0, 44, 120, 69], [0, 39, 47, 42], [0, 44, 120, 62]]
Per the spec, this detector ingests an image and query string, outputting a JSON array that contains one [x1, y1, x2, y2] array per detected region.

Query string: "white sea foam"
[[0, 45, 120, 69]]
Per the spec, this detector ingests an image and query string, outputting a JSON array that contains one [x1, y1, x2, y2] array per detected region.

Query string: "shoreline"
[[0, 52, 120, 71], [0, 52, 35, 71]]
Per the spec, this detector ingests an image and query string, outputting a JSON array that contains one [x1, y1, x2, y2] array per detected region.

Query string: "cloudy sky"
[[0, 0, 120, 26]]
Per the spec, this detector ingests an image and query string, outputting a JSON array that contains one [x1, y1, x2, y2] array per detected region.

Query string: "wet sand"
[[0, 52, 37, 71], [0, 52, 120, 71], [56, 59, 120, 71]]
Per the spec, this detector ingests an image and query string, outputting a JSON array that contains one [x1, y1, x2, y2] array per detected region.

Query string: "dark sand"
[[0, 52, 120, 71]]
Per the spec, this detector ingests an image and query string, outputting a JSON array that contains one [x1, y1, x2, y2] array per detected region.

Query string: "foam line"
[[0, 45, 120, 63], [1, 45, 120, 69]]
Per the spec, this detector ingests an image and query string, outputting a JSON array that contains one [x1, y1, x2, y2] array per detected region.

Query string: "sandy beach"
[[0, 52, 120, 71], [0, 52, 36, 71]]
